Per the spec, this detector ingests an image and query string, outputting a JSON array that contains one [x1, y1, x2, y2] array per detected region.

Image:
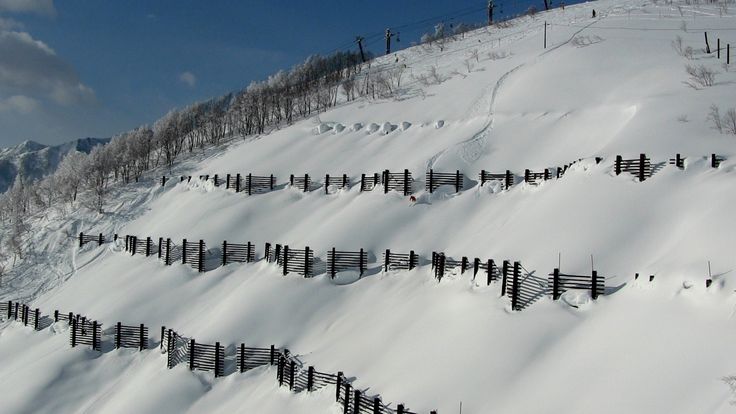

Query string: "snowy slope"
[[2, 0, 736, 413]]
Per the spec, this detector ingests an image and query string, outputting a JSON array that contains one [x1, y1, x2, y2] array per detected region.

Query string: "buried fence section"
[[290, 174, 312, 192], [426, 169, 463, 193], [711, 153, 725, 168], [226, 173, 242, 192], [162, 327, 190, 369], [360, 173, 381, 192], [327, 248, 368, 277], [473, 258, 500, 285], [432, 252, 469, 280], [69, 316, 101, 351], [160, 238, 181, 266], [669, 154, 686, 170], [383, 249, 418, 272], [245, 174, 276, 195], [189, 339, 225, 377], [615, 153, 652, 182], [549, 268, 605, 300], [382, 169, 412, 195], [115, 322, 148, 351], [237, 344, 278, 372], [524, 168, 552, 185], [182, 239, 205, 272], [277, 245, 314, 277], [325, 174, 350, 194], [479, 169, 514, 190], [79, 232, 104, 247], [222, 241, 256, 265]]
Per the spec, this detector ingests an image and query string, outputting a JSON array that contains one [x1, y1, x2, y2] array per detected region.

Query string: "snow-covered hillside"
[[2, 0, 736, 413]]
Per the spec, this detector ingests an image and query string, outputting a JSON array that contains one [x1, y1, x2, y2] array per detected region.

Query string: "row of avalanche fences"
[[159, 153, 727, 193], [81, 232, 611, 313], [0, 302, 434, 414]]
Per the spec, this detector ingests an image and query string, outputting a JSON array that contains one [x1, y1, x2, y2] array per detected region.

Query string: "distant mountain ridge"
[[0, 137, 109, 193]]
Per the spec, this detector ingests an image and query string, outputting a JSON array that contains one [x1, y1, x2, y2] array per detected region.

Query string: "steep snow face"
[[3, 0, 736, 413], [0, 137, 109, 193]]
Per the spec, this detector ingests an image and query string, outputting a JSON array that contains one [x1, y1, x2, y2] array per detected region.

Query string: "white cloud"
[[0, 0, 55, 16], [0, 95, 38, 113], [179, 71, 196, 87], [0, 30, 95, 105]]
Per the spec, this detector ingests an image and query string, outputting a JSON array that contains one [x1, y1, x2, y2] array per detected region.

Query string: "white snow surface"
[[3, 1, 736, 413]]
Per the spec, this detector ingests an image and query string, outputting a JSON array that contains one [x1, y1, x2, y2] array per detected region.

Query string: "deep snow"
[[2, 0, 736, 413]]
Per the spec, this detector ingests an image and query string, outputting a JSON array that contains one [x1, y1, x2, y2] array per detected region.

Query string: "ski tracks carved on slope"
[[426, 63, 523, 172]]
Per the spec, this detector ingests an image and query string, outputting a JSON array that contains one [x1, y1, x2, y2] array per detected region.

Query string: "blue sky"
[[0, 0, 559, 147]]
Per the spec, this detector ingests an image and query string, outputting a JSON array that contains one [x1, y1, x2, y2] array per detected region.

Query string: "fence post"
[[373, 397, 381, 414], [676, 153, 682, 169], [305, 246, 311, 277], [34, 309, 39, 330], [226, 173, 231, 189], [487, 259, 494, 285], [283, 245, 289, 275], [505, 170, 513, 189], [473, 257, 480, 277], [354, 390, 361, 413], [524, 169, 530, 183], [290, 174, 294, 187], [71, 317, 77, 347], [428, 169, 434, 193], [270, 345, 276, 365], [712, 154, 718, 168], [139, 323, 145, 351], [160, 326, 165, 349], [383, 170, 389, 194], [553, 268, 560, 300], [278, 355, 285, 385], [146, 237, 152, 257], [404, 169, 410, 195], [557, 166, 562, 178], [544, 168, 550, 180], [438, 254, 446, 281], [247, 173, 253, 195], [591, 270, 599, 300], [165, 238, 171, 265], [116, 322, 121, 349], [215, 342, 222, 378], [384, 249, 390, 272], [132, 236, 137, 256], [360, 174, 366, 191], [98, 233, 104, 246], [158, 237, 163, 258], [53, 309, 58, 322], [325, 174, 330, 194], [235, 173, 241, 193], [615, 155, 622, 175], [182, 239, 187, 264], [304, 174, 309, 192], [270, 174, 275, 191], [289, 360, 295, 389], [511, 261, 520, 311], [343, 383, 351, 413], [330, 247, 336, 278], [455, 169, 461, 192], [359, 248, 365, 276], [247, 242, 253, 262], [461, 256, 468, 274], [728, 43, 730, 65], [93, 321, 99, 350], [307, 366, 314, 391], [222, 241, 228, 266], [79, 232, 84, 248], [336, 372, 343, 402], [265, 243, 271, 262], [397, 404, 405, 414], [409, 250, 416, 270], [480, 169, 486, 186], [189, 339, 195, 371], [501, 260, 509, 295], [342, 174, 347, 188], [638, 153, 646, 182], [198, 240, 205, 272], [214, 174, 219, 187]]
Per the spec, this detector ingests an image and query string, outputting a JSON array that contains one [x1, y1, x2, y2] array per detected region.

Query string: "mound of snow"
[[349, 123, 362, 132], [400, 121, 412, 131], [333, 123, 345, 133], [379, 122, 396, 135], [316, 123, 333, 134], [366, 123, 380, 133], [435, 120, 444, 129]]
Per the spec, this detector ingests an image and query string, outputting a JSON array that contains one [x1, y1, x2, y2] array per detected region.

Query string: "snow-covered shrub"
[[685, 64, 717, 88]]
